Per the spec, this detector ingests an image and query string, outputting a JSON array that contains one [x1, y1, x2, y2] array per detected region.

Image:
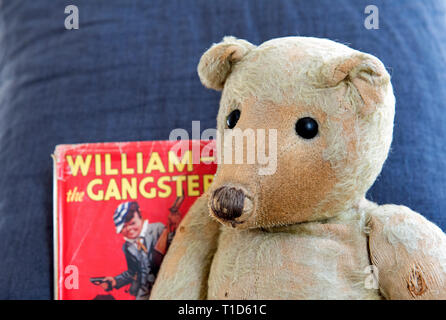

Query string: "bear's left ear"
[[322, 52, 391, 116], [197, 36, 256, 91]]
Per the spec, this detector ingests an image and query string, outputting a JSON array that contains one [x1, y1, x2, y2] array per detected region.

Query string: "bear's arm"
[[150, 192, 220, 299], [367, 204, 446, 299]]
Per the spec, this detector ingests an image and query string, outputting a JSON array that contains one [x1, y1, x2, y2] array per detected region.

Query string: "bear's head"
[[198, 36, 394, 229]]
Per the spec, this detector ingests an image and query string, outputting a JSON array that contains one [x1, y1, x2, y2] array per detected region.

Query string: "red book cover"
[[52, 140, 217, 300]]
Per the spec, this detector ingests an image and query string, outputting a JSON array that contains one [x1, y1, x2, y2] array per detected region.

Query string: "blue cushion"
[[0, 0, 445, 299]]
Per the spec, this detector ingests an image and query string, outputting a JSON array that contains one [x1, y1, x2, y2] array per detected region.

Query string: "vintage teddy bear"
[[150, 36, 446, 299]]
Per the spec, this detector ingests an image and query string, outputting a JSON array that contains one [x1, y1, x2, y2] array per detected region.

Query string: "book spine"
[[52, 153, 59, 300]]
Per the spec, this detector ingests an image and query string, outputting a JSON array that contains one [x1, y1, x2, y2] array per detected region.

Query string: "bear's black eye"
[[295, 117, 318, 139], [226, 109, 241, 129]]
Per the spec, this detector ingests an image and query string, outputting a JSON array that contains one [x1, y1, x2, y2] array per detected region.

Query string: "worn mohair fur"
[[150, 36, 446, 300]]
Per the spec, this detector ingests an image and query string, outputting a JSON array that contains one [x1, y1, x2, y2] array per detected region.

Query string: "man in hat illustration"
[[99, 199, 182, 299]]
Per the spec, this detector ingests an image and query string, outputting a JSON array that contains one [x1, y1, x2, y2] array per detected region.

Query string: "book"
[[52, 140, 217, 300]]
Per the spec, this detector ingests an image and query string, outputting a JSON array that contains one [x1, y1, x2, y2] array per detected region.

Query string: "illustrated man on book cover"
[[98, 198, 182, 299]]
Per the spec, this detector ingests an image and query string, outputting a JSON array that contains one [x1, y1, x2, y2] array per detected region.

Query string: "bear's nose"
[[210, 186, 248, 221]]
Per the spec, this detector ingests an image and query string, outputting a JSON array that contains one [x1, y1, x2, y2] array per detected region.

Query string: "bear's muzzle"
[[210, 186, 253, 224]]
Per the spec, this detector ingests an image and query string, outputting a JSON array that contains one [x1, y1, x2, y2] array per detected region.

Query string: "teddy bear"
[[150, 36, 446, 299]]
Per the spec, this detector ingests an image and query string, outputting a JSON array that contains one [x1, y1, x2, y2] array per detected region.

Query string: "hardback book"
[[52, 140, 216, 300]]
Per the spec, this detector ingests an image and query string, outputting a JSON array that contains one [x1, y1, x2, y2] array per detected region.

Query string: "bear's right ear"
[[197, 36, 256, 91]]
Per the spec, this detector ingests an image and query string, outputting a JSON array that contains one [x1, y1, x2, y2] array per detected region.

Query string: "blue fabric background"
[[0, 0, 445, 299]]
